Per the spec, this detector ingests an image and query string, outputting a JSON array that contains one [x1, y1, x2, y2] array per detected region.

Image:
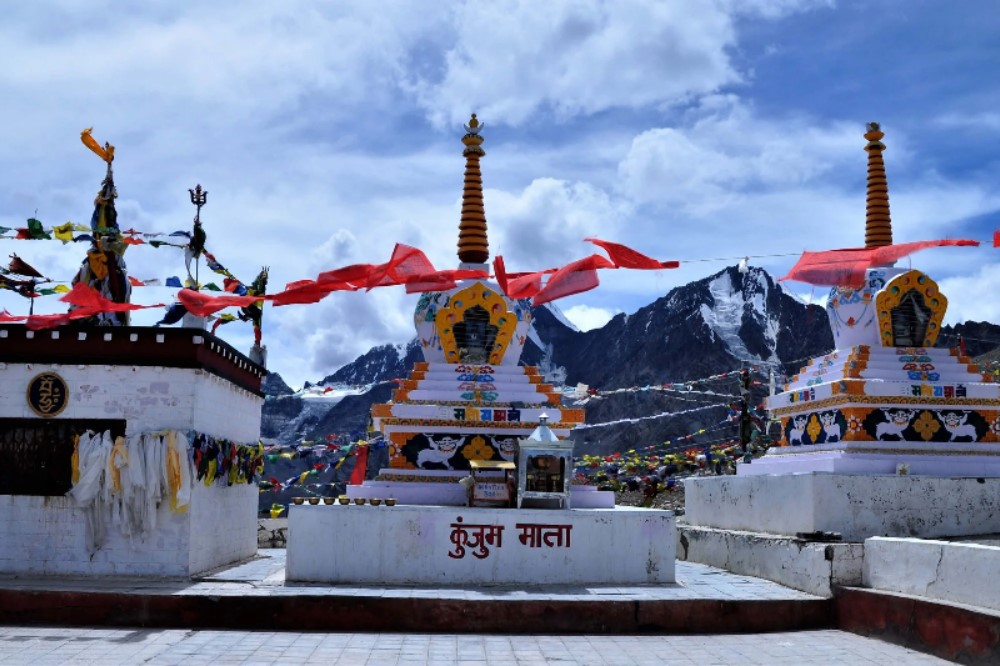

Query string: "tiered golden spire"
[[863, 122, 893, 248], [458, 113, 489, 264]]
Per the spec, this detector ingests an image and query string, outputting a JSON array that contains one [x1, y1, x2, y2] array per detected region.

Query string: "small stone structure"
[[0, 325, 265, 576]]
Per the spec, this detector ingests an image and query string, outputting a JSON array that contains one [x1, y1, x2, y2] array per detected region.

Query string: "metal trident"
[[189, 184, 208, 224], [188, 184, 208, 287]]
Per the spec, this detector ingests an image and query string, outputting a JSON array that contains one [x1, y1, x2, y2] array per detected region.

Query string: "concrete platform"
[[288, 504, 674, 585], [684, 473, 1000, 541], [0, 549, 831, 635], [677, 524, 864, 597]]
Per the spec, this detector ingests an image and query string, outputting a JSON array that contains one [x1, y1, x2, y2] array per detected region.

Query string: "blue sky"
[[1, 1, 998, 388]]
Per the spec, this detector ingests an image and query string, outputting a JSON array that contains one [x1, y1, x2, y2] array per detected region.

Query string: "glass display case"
[[517, 415, 573, 509]]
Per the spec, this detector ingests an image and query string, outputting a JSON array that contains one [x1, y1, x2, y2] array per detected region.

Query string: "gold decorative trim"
[[874, 270, 947, 347], [435, 282, 517, 365]]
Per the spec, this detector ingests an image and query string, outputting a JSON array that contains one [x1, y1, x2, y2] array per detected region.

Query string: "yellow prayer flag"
[[53, 222, 75, 243], [53, 284, 71, 294], [81, 127, 114, 163]]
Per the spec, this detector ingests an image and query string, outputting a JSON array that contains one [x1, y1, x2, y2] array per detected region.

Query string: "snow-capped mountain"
[[545, 265, 832, 391]]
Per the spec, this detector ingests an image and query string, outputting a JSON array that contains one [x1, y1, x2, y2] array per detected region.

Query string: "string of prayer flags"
[[781, 239, 979, 288], [22, 283, 165, 330], [60, 281, 164, 314], [16, 218, 51, 240], [494, 238, 680, 306]]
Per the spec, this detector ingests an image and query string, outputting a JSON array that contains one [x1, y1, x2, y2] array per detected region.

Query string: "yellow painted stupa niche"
[[753, 122, 1000, 477], [366, 115, 585, 488]]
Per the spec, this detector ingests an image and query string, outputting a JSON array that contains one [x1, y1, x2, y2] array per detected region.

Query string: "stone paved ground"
[[0, 550, 821, 603], [0, 627, 948, 665]]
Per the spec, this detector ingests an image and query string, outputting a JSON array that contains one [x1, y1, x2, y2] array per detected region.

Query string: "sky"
[[1, 0, 998, 389]]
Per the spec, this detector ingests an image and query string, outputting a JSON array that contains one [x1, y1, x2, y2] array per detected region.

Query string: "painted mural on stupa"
[[767, 123, 1000, 461], [371, 115, 585, 473]]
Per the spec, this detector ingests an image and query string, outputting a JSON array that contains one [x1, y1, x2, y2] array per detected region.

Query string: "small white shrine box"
[[517, 414, 573, 509], [468, 459, 515, 507]]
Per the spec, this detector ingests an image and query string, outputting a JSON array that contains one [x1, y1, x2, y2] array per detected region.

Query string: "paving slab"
[[0, 626, 948, 665]]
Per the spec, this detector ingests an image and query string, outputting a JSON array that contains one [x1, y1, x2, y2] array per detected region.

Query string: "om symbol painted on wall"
[[26, 372, 69, 418]]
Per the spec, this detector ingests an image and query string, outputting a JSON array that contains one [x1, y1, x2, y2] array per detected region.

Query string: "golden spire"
[[458, 113, 489, 264], [863, 122, 893, 248]]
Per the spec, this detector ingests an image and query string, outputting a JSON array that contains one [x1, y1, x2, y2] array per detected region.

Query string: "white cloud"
[[617, 97, 859, 215], [562, 304, 622, 331], [934, 112, 1000, 133], [488, 178, 627, 269], [410, 0, 746, 127], [939, 265, 1000, 326]]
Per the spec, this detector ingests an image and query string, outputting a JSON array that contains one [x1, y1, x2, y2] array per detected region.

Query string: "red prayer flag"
[[403, 268, 489, 293], [8, 254, 45, 278], [493, 256, 509, 295], [365, 244, 436, 289], [780, 239, 979, 288], [585, 238, 679, 269], [0, 310, 26, 322], [533, 254, 615, 306], [507, 271, 548, 299], [994, 230, 1000, 248], [176, 288, 259, 316], [26, 313, 78, 330], [349, 445, 369, 485], [60, 282, 162, 313], [269, 279, 356, 306]]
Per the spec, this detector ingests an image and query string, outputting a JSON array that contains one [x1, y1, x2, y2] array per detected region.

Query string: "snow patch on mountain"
[[700, 271, 757, 362], [699, 269, 780, 364], [544, 302, 580, 332]]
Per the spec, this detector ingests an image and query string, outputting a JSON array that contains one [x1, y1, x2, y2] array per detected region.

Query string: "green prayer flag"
[[26, 218, 51, 240]]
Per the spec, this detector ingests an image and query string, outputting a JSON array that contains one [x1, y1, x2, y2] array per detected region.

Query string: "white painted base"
[[864, 537, 1000, 612], [677, 524, 863, 597], [0, 484, 257, 577], [742, 443, 1000, 477], [684, 473, 1000, 542], [287, 505, 674, 585]]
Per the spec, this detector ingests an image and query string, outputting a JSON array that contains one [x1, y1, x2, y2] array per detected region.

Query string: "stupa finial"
[[864, 121, 893, 248], [458, 113, 489, 265]]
